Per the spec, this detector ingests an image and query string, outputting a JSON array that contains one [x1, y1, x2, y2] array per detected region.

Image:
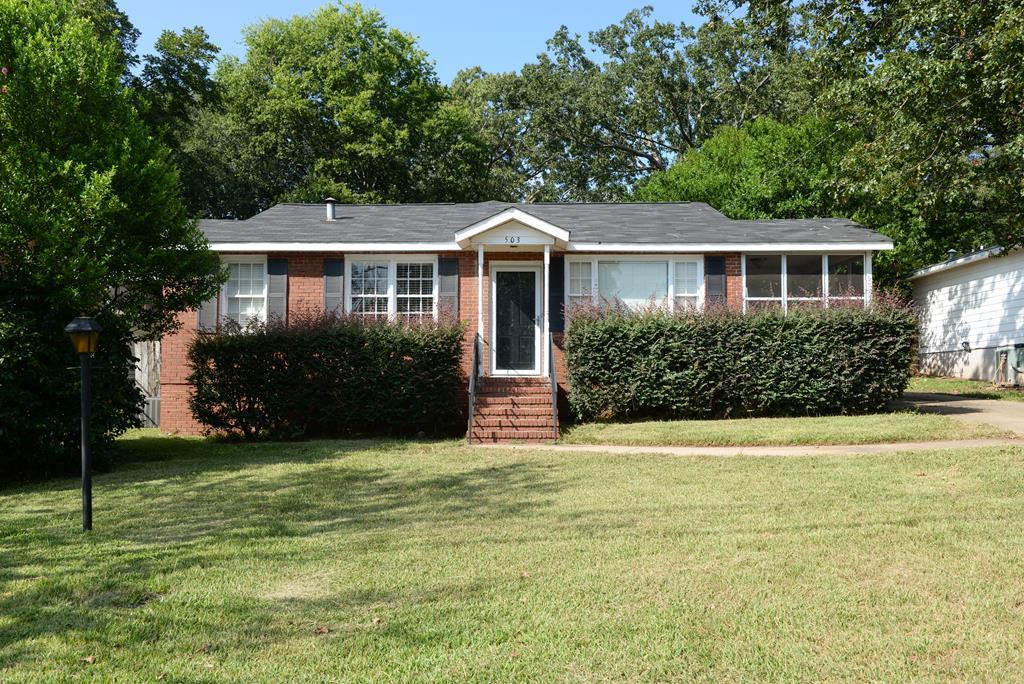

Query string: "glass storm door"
[[494, 269, 539, 373]]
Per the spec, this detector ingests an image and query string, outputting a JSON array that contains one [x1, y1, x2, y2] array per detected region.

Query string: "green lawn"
[[908, 375, 1024, 401], [560, 411, 1008, 447], [3, 431, 1024, 681]]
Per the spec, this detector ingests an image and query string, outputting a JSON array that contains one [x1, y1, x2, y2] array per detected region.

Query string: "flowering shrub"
[[564, 292, 918, 422]]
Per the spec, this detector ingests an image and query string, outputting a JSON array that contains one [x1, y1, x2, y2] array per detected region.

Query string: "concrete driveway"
[[899, 392, 1024, 437]]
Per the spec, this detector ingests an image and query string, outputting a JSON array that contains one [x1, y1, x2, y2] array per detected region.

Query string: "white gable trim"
[[454, 208, 570, 247]]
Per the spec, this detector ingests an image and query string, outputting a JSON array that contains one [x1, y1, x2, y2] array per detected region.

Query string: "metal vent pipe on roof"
[[947, 248, 957, 261], [325, 197, 337, 222]]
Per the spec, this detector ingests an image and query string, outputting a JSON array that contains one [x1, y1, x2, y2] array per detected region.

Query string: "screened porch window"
[[743, 254, 868, 310]]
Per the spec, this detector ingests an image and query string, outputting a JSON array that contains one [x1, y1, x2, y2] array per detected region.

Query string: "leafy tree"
[[73, 0, 139, 76], [459, 4, 814, 200], [635, 116, 857, 219], [133, 27, 221, 215], [0, 0, 222, 477], [805, 0, 1024, 271], [183, 3, 495, 218]]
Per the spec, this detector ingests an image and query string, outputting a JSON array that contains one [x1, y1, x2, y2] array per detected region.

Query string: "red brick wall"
[[161, 250, 746, 433]]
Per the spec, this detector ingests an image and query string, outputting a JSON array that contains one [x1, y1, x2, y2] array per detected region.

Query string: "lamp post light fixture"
[[64, 316, 102, 531]]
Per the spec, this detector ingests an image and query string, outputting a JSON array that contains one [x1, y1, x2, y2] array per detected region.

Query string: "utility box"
[[995, 344, 1024, 387]]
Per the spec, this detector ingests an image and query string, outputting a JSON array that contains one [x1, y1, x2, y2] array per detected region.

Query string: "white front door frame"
[[489, 261, 544, 377]]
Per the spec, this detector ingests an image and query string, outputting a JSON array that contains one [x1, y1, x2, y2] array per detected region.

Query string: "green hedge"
[[564, 298, 918, 422], [187, 315, 465, 440]]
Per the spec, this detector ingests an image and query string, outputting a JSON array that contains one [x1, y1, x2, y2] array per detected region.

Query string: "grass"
[[908, 375, 1024, 401], [3, 431, 1024, 681], [559, 411, 1009, 447]]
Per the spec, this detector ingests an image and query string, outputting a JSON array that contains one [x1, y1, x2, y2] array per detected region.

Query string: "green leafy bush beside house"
[[187, 315, 465, 440], [564, 297, 918, 423]]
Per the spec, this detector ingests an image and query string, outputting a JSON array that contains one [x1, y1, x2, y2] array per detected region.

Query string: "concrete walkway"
[[898, 392, 1024, 437], [478, 438, 1015, 458]]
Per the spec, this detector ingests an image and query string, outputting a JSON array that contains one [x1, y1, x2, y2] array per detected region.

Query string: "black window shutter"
[[437, 257, 459, 319], [705, 256, 726, 306], [267, 258, 288, 323], [323, 257, 344, 314], [197, 295, 218, 333], [549, 255, 565, 332]]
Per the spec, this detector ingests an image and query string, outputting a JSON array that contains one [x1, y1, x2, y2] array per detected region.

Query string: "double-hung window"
[[566, 257, 703, 312], [347, 256, 437, 320], [222, 256, 267, 326]]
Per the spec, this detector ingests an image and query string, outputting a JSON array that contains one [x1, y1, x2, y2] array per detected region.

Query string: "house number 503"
[[504, 235, 522, 244]]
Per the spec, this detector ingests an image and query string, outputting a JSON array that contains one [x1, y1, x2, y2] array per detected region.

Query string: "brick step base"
[[469, 429, 559, 442], [476, 405, 553, 416], [475, 395, 551, 406], [473, 418, 556, 429], [469, 376, 559, 444], [478, 386, 551, 396]]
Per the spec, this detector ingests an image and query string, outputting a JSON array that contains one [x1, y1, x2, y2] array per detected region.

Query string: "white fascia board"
[[454, 208, 571, 244], [908, 246, 1004, 281], [209, 242, 460, 253], [566, 242, 894, 253]]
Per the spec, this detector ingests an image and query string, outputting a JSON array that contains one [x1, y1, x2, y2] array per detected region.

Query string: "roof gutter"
[[908, 246, 1004, 281], [208, 241, 893, 253]]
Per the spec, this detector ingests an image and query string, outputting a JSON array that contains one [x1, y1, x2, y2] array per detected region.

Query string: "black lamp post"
[[64, 316, 102, 532]]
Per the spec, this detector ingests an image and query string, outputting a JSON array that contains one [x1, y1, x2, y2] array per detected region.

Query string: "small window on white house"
[[224, 261, 267, 326], [673, 260, 701, 310], [350, 262, 390, 318], [396, 262, 434, 320], [568, 260, 593, 308]]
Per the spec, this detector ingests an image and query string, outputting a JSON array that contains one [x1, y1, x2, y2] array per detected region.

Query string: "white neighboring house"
[[911, 247, 1024, 381]]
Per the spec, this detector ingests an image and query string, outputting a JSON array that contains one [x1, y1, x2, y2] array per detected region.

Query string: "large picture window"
[[348, 257, 437, 320], [222, 257, 267, 326], [566, 257, 703, 312], [598, 261, 668, 308], [743, 254, 868, 311]]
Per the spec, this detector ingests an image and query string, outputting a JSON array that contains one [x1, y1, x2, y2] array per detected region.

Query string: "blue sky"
[[120, 1, 701, 83]]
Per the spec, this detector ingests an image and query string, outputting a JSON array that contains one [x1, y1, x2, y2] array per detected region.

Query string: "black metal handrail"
[[548, 332, 559, 436], [466, 332, 481, 443]]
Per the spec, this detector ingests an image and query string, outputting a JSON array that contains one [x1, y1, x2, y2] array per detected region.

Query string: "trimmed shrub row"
[[187, 314, 465, 440], [564, 297, 918, 422]]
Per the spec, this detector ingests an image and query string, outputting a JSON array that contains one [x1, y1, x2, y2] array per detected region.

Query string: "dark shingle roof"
[[200, 201, 892, 246]]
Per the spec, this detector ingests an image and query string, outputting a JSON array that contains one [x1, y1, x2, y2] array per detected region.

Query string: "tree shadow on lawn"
[[0, 438, 567, 661]]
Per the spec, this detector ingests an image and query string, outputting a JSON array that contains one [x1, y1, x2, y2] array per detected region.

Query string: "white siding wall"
[[913, 250, 1024, 380]]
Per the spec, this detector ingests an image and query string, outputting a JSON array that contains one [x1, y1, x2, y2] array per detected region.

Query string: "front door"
[[493, 267, 540, 374]]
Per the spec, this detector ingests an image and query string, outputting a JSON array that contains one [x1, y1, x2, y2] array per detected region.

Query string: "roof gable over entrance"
[[454, 208, 570, 248]]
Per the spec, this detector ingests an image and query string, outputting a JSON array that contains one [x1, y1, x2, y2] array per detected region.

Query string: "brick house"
[[161, 200, 893, 441]]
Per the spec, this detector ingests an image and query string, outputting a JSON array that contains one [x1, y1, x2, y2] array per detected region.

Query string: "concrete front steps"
[[469, 377, 559, 443]]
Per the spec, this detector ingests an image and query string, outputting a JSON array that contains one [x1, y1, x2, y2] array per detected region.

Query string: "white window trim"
[[564, 255, 705, 313], [344, 254, 439, 320], [741, 252, 872, 312], [220, 254, 268, 325]]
